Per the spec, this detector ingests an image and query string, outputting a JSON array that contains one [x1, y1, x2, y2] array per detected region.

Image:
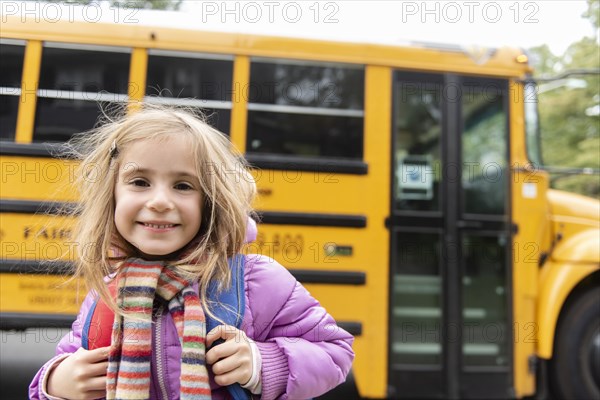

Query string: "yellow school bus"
[[1, 14, 598, 400]]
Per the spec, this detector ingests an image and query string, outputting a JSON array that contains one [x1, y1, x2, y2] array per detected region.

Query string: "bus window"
[[34, 43, 130, 142], [391, 73, 445, 373], [246, 59, 364, 159], [461, 234, 509, 367], [460, 80, 510, 368], [462, 85, 507, 215], [392, 231, 443, 366], [393, 73, 443, 212], [0, 41, 25, 141], [145, 50, 233, 134], [524, 81, 543, 167]]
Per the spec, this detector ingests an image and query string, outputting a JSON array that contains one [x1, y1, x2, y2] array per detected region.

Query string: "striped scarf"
[[106, 258, 211, 400]]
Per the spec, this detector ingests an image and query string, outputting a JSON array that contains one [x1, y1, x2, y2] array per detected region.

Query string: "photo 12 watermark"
[[197, 1, 340, 24], [400, 1, 540, 24], [1, 1, 140, 24]]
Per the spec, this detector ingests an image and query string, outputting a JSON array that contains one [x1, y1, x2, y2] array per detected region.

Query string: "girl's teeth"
[[145, 223, 174, 229]]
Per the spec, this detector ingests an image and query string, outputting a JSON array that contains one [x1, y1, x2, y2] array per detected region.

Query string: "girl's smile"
[[113, 135, 202, 257], [138, 221, 178, 231]]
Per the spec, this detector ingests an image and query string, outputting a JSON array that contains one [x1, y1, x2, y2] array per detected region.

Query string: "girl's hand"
[[46, 346, 110, 399], [206, 325, 253, 386]]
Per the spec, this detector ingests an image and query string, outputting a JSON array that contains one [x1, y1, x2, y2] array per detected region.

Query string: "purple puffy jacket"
[[29, 252, 355, 399]]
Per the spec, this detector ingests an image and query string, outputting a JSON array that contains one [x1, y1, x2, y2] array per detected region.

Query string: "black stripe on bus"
[[0, 259, 74, 275], [0, 143, 370, 176], [0, 312, 76, 330], [0, 199, 76, 215], [337, 322, 362, 336], [257, 211, 366, 228], [0, 142, 73, 158], [1, 261, 368, 286], [0, 201, 367, 229], [0, 314, 363, 336], [245, 154, 368, 175], [289, 269, 366, 285]]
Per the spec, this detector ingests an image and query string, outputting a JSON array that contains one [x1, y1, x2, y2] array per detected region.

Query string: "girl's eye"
[[174, 182, 194, 191], [130, 178, 149, 187]]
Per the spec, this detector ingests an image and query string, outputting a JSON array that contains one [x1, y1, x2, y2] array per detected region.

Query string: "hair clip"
[[109, 140, 119, 159]]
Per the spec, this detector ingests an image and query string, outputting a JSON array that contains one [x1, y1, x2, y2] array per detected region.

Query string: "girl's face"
[[114, 135, 202, 258]]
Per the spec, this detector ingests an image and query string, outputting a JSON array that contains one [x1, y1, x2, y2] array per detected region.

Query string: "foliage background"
[[527, 0, 599, 198]]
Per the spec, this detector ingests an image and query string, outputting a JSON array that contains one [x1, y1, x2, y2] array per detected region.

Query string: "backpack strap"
[[80, 298, 98, 350], [205, 253, 246, 332], [81, 255, 250, 400], [206, 254, 250, 400]]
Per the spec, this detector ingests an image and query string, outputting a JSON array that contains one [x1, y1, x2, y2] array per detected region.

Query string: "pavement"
[[1, 328, 70, 400]]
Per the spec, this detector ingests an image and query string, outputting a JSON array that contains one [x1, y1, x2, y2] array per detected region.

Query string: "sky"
[[175, 0, 596, 55], [0, 1, 596, 55]]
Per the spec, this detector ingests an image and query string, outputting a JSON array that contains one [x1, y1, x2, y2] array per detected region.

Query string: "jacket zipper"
[[154, 307, 169, 400]]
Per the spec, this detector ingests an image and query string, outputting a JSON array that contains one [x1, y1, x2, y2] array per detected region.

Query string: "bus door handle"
[[456, 220, 483, 229]]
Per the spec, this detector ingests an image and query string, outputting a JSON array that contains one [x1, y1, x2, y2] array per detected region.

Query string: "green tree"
[[527, 2, 600, 198], [42, 0, 183, 11], [527, 44, 562, 76], [583, 0, 599, 29], [112, 0, 182, 11]]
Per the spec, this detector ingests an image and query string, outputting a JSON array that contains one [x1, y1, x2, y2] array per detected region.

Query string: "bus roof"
[[1, 12, 531, 78]]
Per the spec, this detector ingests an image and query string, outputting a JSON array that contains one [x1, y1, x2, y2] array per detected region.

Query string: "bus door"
[[388, 72, 513, 399]]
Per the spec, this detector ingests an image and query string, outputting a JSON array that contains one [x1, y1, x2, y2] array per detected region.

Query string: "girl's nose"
[[145, 189, 174, 212]]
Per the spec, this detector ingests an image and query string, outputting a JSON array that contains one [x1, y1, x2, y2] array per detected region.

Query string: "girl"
[[29, 107, 354, 399]]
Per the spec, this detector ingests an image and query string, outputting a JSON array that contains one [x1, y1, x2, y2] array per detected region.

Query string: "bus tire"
[[550, 286, 600, 400]]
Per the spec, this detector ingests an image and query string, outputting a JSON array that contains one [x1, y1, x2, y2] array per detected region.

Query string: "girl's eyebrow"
[[121, 167, 199, 180]]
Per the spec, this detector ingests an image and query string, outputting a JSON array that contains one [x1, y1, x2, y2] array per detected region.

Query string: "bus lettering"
[[24, 226, 72, 241]]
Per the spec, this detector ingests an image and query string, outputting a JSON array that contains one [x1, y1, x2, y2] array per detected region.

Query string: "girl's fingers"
[[212, 368, 248, 387], [86, 375, 107, 391], [206, 325, 241, 347], [208, 342, 253, 385], [206, 339, 239, 364], [205, 325, 252, 385], [81, 346, 111, 362], [88, 360, 109, 376], [211, 351, 243, 375]]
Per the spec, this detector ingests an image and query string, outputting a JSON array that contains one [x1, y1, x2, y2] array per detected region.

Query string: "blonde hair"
[[69, 104, 256, 316]]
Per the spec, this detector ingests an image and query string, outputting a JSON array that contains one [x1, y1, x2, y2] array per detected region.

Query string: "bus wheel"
[[550, 287, 600, 399]]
